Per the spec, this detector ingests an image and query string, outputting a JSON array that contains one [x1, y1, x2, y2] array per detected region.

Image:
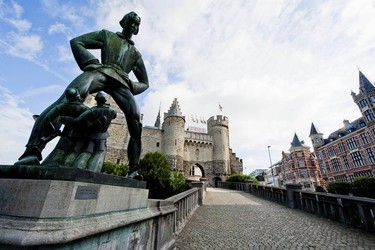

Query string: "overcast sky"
[[1, 0, 375, 173]]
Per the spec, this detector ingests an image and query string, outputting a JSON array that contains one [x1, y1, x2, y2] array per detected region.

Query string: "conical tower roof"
[[166, 98, 183, 117], [291, 133, 303, 148], [309, 122, 321, 136], [359, 70, 375, 93], [154, 107, 161, 128]]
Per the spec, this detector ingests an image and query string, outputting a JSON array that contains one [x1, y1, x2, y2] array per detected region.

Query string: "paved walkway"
[[175, 188, 375, 250]]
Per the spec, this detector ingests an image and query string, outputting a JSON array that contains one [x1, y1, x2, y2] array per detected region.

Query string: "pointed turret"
[[309, 122, 320, 136], [154, 108, 161, 128], [309, 122, 324, 148], [291, 133, 303, 148], [359, 70, 375, 93]]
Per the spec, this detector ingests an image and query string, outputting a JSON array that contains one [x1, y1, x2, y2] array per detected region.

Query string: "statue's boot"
[[127, 165, 143, 180], [14, 146, 42, 166]]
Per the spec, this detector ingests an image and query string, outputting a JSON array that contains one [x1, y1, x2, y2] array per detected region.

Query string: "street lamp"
[[267, 146, 276, 187]]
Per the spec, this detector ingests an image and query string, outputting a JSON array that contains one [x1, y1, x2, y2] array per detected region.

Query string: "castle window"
[[359, 99, 368, 108], [370, 96, 375, 103], [342, 155, 350, 169], [366, 148, 375, 164], [116, 159, 120, 164], [360, 133, 369, 144], [346, 138, 358, 150], [338, 143, 344, 152], [189, 166, 195, 176], [156, 142, 160, 147], [317, 152, 322, 160], [331, 158, 341, 172], [351, 151, 364, 167], [364, 110, 375, 122], [328, 146, 336, 157]]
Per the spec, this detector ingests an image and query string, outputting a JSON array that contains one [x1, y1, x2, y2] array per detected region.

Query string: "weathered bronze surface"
[[15, 12, 149, 178]]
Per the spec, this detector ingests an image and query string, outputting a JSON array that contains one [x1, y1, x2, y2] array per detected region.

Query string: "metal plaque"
[[75, 185, 99, 200]]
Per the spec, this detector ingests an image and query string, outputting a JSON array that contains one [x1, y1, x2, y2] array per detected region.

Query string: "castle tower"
[[309, 122, 324, 148], [207, 115, 230, 176], [351, 70, 375, 126], [161, 98, 185, 172]]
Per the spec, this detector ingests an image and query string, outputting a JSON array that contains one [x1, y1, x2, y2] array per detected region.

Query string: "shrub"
[[101, 162, 128, 176], [226, 173, 260, 185], [170, 172, 189, 194], [314, 186, 326, 193], [139, 152, 188, 199], [327, 181, 353, 195], [353, 177, 375, 198]]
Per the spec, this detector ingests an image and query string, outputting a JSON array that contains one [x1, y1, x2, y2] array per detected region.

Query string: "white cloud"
[[48, 22, 70, 35], [8, 18, 31, 32], [5, 32, 43, 60], [0, 86, 34, 164]]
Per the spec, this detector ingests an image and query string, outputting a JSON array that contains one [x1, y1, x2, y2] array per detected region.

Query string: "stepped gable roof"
[[325, 117, 365, 144], [291, 133, 303, 147], [309, 122, 321, 136], [359, 70, 375, 92], [166, 98, 183, 117]]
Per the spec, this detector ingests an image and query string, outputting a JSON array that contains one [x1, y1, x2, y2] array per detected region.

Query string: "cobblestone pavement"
[[175, 188, 375, 250]]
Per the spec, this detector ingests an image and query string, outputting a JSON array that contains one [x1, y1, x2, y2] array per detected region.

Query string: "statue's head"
[[119, 11, 141, 35], [95, 91, 107, 105], [65, 88, 80, 101]]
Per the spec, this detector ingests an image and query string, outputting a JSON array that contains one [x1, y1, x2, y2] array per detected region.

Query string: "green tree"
[[101, 162, 128, 176], [226, 173, 260, 185], [353, 177, 375, 198], [327, 181, 353, 195], [170, 171, 189, 194], [139, 152, 188, 199]]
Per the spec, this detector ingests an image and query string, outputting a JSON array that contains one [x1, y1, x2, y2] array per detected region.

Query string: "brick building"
[[309, 71, 375, 185], [280, 133, 322, 190]]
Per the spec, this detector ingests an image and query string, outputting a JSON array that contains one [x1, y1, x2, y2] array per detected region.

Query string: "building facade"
[[309, 71, 375, 185], [280, 133, 322, 190], [101, 98, 243, 186]]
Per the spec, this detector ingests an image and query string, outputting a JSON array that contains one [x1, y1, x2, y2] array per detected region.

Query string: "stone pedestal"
[[189, 181, 204, 205], [285, 183, 302, 209], [0, 165, 177, 249]]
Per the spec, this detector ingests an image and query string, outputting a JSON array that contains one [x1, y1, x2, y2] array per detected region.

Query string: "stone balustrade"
[[165, 187, 200, 234], [218, 181, 375, 233]]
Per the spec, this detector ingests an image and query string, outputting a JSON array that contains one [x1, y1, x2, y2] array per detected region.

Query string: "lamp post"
[[267, 146, 276, 187]]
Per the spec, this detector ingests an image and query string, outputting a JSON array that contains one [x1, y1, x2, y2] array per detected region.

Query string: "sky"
[[1, 0, 375, 174]]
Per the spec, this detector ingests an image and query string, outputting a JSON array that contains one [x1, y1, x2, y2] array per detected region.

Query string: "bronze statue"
[[15, 11, 149, 178], [41, 88, 89, 166], [58, 92, 117, 172]]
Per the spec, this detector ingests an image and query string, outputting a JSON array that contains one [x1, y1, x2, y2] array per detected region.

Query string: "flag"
[[219, 103, 223, 112]]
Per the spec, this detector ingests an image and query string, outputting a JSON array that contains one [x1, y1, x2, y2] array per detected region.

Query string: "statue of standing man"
[[15, 11, 149, 178]]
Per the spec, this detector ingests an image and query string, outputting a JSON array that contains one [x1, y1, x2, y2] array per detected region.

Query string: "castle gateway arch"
[[188, 163, 205, 181]]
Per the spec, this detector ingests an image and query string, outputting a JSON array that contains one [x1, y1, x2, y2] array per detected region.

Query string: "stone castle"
[[86, 96, 243, 186]]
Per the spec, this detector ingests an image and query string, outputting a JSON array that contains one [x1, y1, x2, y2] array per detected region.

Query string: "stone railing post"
[[285, 184, 302, 209], [199, 178, 208, 191], [189, 182, 204, 205]]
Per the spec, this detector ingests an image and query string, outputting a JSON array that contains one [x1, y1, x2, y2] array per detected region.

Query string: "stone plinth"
[[0, 165, 178, 249], [0, 178, 148, 218]]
